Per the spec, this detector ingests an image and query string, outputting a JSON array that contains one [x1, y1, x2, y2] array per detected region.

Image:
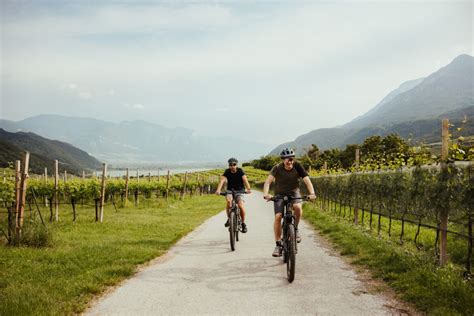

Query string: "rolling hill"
[[0, 129, 102, 174]]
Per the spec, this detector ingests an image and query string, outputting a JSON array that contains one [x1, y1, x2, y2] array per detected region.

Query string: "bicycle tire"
[[287, 224, 296, 282], [229, 211, 236, 251], [283, 225, 289, 263]]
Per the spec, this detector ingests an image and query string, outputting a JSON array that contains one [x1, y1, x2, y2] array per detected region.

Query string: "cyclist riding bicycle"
[[263, 148, 316, 257], [216, 158, 252, 233]]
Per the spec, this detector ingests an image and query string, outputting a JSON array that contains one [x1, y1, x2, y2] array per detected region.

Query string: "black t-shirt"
[[223, 168, 245, 191]]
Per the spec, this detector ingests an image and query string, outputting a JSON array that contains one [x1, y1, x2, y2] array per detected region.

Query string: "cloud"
[[78, 91, 93, 100], [132, 104, 145, 110]]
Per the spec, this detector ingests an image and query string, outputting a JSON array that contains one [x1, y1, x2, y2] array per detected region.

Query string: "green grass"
[[304, 202, 474, 316], [0, 195, 222, 315]]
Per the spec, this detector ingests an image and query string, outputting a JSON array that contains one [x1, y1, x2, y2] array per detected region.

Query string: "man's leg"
[[224, 196, 232, 227], [237, 200, 246, 223], [293, 202, 303, 243], [293, 202, 303, 227], [274, 213, 282, 241], [272, 213, 283, 257]]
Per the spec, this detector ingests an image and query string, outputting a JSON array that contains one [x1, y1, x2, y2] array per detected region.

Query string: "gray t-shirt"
[[270, 162, 308, 195]]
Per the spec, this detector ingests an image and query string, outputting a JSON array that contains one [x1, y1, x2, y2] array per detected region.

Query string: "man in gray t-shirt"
[[263, 148, 316, 257]]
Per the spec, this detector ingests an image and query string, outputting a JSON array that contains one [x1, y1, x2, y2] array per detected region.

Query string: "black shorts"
[[226, 193, 245, 203], [273, 191, 302, 215]]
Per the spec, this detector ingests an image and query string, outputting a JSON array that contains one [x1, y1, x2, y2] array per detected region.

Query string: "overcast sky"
[[1, 0, 472, 145]]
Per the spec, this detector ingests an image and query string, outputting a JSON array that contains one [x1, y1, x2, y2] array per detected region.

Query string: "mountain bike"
[[270, 195, 308, 283], [220, 190, 247, 251]]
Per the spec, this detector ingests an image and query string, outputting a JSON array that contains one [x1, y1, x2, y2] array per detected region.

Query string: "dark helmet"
[[227, 157, 238, 164], [279, 148, 295, 158]]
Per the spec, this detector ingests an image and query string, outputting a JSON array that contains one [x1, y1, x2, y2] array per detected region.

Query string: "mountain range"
[[0, 116, 273, 164], [270, 54, 474, 155]]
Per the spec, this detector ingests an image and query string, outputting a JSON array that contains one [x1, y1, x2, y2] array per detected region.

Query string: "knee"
[[274, 213, 282, 221]]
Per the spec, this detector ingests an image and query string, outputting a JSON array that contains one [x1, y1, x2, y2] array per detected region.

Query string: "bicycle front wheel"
[[229, 212, 236, 251], [287, 224, 296, 282]]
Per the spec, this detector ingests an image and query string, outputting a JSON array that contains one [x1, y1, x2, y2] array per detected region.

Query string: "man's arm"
[[302, 176, 316, 200], [263, 174, 275, 200], [242, 175, 252, 193], [215, 176, 227, 194]]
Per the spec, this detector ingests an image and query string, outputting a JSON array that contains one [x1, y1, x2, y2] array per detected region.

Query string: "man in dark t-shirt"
[[263, 148, 316, 257], [216, 158, 252, 233]]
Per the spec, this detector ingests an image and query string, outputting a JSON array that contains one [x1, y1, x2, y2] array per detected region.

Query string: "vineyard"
[[0, 164, 270, 245], [311, 163, 474, 276]]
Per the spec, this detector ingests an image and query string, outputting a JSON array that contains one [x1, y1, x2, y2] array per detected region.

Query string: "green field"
[[0, 195, 222, 315]]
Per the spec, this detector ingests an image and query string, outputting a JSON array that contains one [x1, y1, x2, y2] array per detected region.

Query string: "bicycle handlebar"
[[219, 190, 249, 196], [267, 195, 311, 202]]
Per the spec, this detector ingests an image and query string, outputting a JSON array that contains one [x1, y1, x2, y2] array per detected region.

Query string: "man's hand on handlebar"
[[245, 189, 252, 194], [263, 194, 273, 201], [307, 194, 316, 201], [215, 190, 221, 195]]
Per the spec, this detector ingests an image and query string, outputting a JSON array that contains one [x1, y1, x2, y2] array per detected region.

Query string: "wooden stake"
[[166, 170, 170, 200], [14, 160, 21, 228], [439, 118, 450, 265], [99, 163, 107, 223], [64, 170, 67, 183], [136, 169, 139, 206], [124, 168, 129, 207], [44, 167, 49, 207], [354, 208, 359, 225], [16, 152, 30, 240], [181, 171, 188, 200], [148, 172, 151, 182], [82, 170, 85, 180], [54, 160, 59, 222]]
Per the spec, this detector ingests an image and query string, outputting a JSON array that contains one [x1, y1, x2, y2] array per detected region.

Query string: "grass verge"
[[0, 195, 222, 315], [304, 202, 474, 316]]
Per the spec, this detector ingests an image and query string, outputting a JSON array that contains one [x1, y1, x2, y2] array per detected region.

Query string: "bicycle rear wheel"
[[287, 224, 296, 282], [229, 212, 236, 251]]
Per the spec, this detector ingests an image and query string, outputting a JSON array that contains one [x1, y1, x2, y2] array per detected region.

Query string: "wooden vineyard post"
[[54, 160, 59, 222], [166, 170, 170, 200], [197, 173, 202, 195], [14, 160, 21, 239], [323, 161, 327, 173], [82, 170, 85, 180], [99, 163, 107, 223], [157, 170, 160, 182], [44, 168, 48, 207], [354, 208, 359, 225], [64, 170, 67, 183], [135, 169, 139, 206], [124, 168, 129, 207], [439, 118, 450, 265], [355, 147, 360, 170], [181, 171, 188, 200], [148, 172, 151, 182], [16, 152, 30, 241]]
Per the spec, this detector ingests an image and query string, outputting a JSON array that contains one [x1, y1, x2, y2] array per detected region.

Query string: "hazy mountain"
[[0, 128, 102, 174], [0, 115, 273, 163], [270, 54, 474, 155]]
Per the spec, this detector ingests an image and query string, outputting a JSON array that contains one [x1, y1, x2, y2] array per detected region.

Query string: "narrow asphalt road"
[[87, 192, 402, 315]]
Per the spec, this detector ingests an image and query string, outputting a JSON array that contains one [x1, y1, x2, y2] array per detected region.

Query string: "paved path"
[[87, 192, 400, 315]]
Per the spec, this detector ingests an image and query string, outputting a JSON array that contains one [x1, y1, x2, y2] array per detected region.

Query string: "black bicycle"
[[269, 195, 308, 283], [220, 190, 247, 251]]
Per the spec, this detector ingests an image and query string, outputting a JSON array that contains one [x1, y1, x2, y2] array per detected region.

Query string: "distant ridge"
[[0, 115, 273, 163], [0, 128, 102, 174], [270, 54, 474, 155]]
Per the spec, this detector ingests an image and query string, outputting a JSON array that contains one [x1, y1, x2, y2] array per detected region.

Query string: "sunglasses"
[[229, 163, 237, 166]]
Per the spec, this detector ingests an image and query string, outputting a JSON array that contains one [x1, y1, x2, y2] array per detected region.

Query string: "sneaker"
[[272, 245, 282, 257], [296, 229, 302, 243], [224, 219, 230, 227], [241, 222, 248, 233]]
